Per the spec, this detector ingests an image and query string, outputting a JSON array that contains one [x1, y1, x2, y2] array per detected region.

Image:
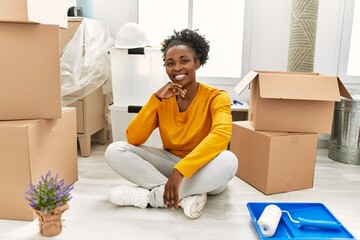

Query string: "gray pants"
[[105, 141, 238, 207]]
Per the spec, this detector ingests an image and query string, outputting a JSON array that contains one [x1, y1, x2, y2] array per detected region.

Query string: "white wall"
[[68, 0, 137, 38], [245, 0, 344, 76], [67, 0, 76, 8], [245, 0, 292, 73], [315, 0, 344, 75], [92, 0, 137, 38]]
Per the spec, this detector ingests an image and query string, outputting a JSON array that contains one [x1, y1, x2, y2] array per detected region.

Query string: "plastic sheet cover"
[[61, 18, 114, 106]]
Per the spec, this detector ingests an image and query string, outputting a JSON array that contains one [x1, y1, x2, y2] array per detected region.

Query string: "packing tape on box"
[[257, 204, 282, 237]]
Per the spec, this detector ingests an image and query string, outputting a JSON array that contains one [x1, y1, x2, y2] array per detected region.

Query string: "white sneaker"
[[109, 185, 150, 209], [180, 193, 207, 219]]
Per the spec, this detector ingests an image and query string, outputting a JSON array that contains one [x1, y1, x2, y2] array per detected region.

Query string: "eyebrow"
[[166, 55, 189, 61]]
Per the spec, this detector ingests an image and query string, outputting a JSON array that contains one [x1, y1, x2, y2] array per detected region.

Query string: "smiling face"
[[164, 45, 201, 87]]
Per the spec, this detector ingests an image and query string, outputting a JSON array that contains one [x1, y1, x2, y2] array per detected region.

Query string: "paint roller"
[[257, 204, 342, 237]]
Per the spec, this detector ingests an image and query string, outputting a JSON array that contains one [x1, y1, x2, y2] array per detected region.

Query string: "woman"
[[105, 29, 238, 219]]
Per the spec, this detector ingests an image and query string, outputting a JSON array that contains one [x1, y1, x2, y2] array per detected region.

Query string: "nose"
[[173, 62, 182, 71]]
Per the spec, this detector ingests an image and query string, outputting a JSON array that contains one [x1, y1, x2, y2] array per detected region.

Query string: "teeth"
[[175, 74, 185, 79]]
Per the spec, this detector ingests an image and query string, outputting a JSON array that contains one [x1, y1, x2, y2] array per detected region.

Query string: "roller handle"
[[298, 217, 342, 230]]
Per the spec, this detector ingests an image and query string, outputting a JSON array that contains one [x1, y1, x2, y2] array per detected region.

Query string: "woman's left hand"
[[163, 169, 184, 209]]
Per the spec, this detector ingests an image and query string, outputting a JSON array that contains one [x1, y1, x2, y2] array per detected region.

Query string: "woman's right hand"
[[155, 82, 187, 100], [163, 169, 184, 209]]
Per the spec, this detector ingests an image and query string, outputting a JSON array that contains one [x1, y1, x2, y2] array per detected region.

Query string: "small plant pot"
[[33, 204, 69, 237]]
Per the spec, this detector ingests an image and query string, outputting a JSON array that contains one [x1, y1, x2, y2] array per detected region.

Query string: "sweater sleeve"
[[126, 94, 161, 145], [174, 91, 232, 178]]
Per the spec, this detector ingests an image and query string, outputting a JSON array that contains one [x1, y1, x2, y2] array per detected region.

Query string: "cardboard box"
[[0, 23, 62, 120], [0, 0, 68, 28], [234, 70, 352, 133], [230, 121, 318, 195], [0, 108, 78, 221], [59, 17, 83, 54]]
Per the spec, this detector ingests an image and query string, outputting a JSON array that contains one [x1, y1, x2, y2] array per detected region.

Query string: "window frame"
[[338, 0, 360, 91]]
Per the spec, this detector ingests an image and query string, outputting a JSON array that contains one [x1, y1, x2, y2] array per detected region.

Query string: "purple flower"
[[24, 171, 74, 214], [30, 201, 38, 208]]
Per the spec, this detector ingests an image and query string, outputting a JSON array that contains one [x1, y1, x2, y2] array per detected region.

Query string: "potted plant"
[[25, 171, 74, 237]]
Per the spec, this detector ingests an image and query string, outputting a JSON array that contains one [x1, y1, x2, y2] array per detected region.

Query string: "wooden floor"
[[1, 144, 359, 240]]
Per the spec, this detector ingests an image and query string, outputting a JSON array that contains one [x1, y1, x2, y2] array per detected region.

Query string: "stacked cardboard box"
[[0, 0, 68, 27], [230, 70, 352, 195], [0, 1, 78, 221]]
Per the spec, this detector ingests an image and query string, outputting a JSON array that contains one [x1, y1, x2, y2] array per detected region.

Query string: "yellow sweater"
[[126, 82, 232, 178]]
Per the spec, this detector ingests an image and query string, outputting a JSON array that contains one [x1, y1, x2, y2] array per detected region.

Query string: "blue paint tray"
[[247, 202, 356, 239]]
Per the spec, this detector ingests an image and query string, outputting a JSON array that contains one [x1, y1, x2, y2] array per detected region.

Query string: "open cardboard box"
[[234, 70, 352, 133], [0, 0, 68, 28], [230, 121, 318, 195], [0, 22, 62, 120], [0, 108, 78, 221]]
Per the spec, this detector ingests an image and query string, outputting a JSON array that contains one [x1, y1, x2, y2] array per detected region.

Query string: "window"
[[138, 0, 188, 47], [138, 0, 246, 82], [347, 0, 360, 76], [338, 0, 360, 89]]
